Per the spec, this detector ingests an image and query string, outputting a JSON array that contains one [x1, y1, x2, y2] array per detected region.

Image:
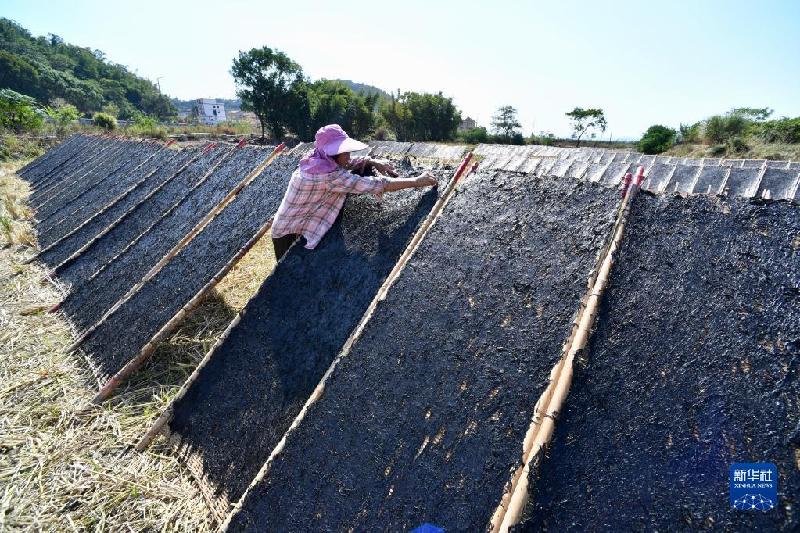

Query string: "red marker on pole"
[[634, 165, 645, 186], [621, 172, 632, 198]]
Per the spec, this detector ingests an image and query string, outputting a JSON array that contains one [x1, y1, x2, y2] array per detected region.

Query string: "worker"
[[271, 124, 437, 260]]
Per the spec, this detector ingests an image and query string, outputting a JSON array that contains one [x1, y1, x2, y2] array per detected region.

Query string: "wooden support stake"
[[490, 167, 645, 533]]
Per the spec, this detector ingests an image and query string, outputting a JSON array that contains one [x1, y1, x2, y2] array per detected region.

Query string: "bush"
[[679, 122, 701, 143], [530, 132, 556, 146], [93, 112, 116, 130], [756, 117, 800, 144], [703, 113, 748, 144], [0, 133, 45, 162], [0, 89, 44, 132], [46, 103, 79, 135], [727, 136, 749, 154], [490, 132, 524, 145], [126, 113, 166, 139], [458, 127, 488, 144], [638, 125, 677, 154], [372, 126, 392, 141]]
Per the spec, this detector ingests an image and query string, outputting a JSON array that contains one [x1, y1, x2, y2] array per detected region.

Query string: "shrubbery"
[[458, 127, 488, 144], [638, 125, 676, 154], [92, 112, 116, 130], [702, 113, 748, 144], [0, 89, 44, 132], [46, 103, 79, 135], [755, 117, 800, 144]]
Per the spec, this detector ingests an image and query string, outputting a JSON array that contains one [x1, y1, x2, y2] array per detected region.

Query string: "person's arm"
[[383, 171, 437, 192], [327, 169, 436, 195]]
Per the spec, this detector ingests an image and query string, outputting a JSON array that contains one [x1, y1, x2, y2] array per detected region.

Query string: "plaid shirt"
[[271, 159, 387, 249]]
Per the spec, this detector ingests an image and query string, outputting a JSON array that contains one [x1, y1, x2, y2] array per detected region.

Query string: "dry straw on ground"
[[0, 162, 276, 531]]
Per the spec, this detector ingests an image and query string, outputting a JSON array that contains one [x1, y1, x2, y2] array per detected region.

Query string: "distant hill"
[[0, 18, 174, 118], [333, 80, 392, 100]]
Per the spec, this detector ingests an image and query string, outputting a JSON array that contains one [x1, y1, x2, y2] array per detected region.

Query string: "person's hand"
[[372, 160, 399, 177], [415, 171, 437, 187]]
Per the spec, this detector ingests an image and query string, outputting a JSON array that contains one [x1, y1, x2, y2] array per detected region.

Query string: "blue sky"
[[3, 0, 799, 138]]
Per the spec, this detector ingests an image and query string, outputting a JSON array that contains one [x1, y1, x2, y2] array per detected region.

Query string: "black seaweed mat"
[[59, 145, 250, 332], [518, 194, 799, 532], [32, 139, 130, 209], [22, 135, 98, 184], [36, 149, 186, 270], [53, 146, 219, 293], [28, 137, 111, 194], [29, 138, 113, 203], [225, 172, 621, 532], [166, 165, 450, 511], [34, 142, 153, 223], [18, 134, 87, 181], [80, 147, 287, 384], [36, 150, 196, 270], [37, 143, 162, 247]]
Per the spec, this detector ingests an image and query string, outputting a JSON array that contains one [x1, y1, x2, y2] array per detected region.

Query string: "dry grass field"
[[0, 161, 276, 531]]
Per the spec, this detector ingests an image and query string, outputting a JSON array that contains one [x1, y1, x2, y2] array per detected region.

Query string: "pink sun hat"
[[317, 124, 367, 155], [299, 124, 368, 174]]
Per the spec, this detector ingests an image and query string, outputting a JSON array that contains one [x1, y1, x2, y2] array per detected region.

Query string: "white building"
[[194, 98, 226, 125]]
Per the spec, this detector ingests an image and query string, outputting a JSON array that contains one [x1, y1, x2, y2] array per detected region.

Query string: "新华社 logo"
[[729, 463, 778, 511]]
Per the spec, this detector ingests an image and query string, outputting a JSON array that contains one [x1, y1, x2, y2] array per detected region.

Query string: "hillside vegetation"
[[0, 18, 174, 118]]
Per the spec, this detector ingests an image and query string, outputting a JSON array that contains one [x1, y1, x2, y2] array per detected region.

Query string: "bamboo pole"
[[93, 218, 275, 402], [489, 167, 645, 533], [64, 143, 284, 354], [220, 153, 476, 531]]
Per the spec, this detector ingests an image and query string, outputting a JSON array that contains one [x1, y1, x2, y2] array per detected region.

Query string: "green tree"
[[305, 79, 379, 139], [638, 125, 677, 154], [0, 89, 44, 132], [491, 105, 521, 141], [230, 46, 305, 141], [565, 107, 606, 146], [756, 117, 800, 144], [380, 91, 461, 141], [731, 107, 773, 122], [703, 113, 748, 144], [679, 122, 701, 143], [0, 18, 175, 118], [0, 51, 41, 99]]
